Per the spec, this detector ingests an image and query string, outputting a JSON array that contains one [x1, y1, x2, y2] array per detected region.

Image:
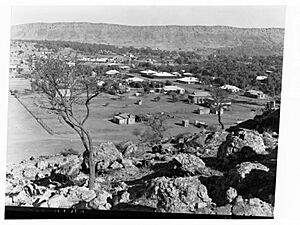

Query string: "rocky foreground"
[[5, 112, 279, 217]]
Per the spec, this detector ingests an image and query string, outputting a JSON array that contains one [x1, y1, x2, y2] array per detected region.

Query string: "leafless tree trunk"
[[33, 58, 100, 190], [217, 109, 225, 130]]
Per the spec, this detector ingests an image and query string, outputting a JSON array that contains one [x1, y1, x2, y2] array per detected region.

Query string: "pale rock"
[[48, 194, 74, 208]]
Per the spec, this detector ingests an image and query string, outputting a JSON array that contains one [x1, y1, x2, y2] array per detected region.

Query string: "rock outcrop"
[[145, 176, 212, 213], [5, 121, 278, 218], [217, 129, 268, 163], [82, 142, 123, 173]]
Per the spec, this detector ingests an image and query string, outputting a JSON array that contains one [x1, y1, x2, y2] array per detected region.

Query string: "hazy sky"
[[11, 5, 286, 28]]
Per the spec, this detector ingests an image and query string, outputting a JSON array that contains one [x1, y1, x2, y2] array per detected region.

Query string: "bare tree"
[[32, 58, 102, 189], [211, 88, 230, 130]]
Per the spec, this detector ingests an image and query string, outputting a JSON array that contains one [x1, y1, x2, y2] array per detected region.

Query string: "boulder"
[[232, 197, 273, 217], [47, 194, 74, 208], [55, 155, 82, 178], [5, 196, 14, 206], [22, 165, 40, 180], [204, 131, 229, 152], [226, 187, 238, 203], [262, 132, 278, 149], [214, 204, 233, 215], [160, 143, 177, 154], [117, 141, 138, 157], [172, 153, 206, 175], [217, 129, 267, 162], [119, 191, 130, 203], [145, 176, 211, 213], [121, 158, 134, 168], [228, 162, 269, 182], [12, 190, 33, 206], [65, 186, 97, 203], [89, 189, 112, 210], [109, 161, 124, 170], [35, 160, 49, 170], [83, 142, 123, 172]]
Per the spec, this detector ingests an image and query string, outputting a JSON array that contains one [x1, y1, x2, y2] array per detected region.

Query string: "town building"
[[176, 77, 200, 85], [196, 106, 210, 115], [140, 70, 157, 76], [182, 72, 194, 77], [142, 71, 178, 79], [113, 113, 136, 125], [182, 120, 189, 127], [163, 85, 185, 94], [188, 91, 211, 104], [220, 84, 241, 93], [172, 72, 181, 77], [105, 69, 120, 75], [256, 75, 268, 81], [125, 77, 144, 83], [244, 90, 266, 99]]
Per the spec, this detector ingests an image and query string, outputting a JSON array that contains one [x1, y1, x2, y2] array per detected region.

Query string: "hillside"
[[11, 22, 284, 55]]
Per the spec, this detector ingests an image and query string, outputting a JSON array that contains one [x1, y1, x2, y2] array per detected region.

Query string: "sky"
[[11, 5, 286, 28]]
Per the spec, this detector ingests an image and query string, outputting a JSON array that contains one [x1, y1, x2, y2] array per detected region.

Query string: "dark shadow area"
[[33, 171, 74, 189], [174, 122, 184, 127], [199, 175, 229, 206], [5, 206, 273, 219], [235, 169, 276, 205], [231, 99, 262, 106], [125, 160, 180, 186], [111, 203, 156, 212], [227, 109, 280, 134], [107, 118, 117, 124]]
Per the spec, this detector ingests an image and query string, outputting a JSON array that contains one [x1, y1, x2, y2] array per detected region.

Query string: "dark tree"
[[140, 113, 169, 145]]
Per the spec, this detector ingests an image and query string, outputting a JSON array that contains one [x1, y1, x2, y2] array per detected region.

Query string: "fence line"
[[13, 95, 54, 135]]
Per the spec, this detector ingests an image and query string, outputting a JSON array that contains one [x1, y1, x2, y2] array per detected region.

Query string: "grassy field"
[[7, 77, 268, 164]]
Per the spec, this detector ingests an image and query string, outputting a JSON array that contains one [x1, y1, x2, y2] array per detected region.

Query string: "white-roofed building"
[[176, 77, 200, 84], [256, 75, 268, 81], [143, 72, 177, 79], [125, 77, 144, 83], [220, 84, 241, 92], [140, 70, 157, 75], [183, 72, 194, 77], [172, 72, 181, 77], [244, 90, 266, 99], [105, 69, 120, 75], [163, 85, 185, 94]]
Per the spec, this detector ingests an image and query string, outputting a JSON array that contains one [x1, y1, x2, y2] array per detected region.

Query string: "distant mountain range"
[[11, 22, 285, 56]]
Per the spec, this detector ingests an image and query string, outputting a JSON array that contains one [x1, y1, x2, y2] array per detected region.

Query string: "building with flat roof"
[[256, 75, 268, 81], [220, 84, 241, 92], [113, 113, 136, 125], [163, 85, 185, 94], [244, 90, 266, 99], [176, 77, 200, 84], [142, 71, 178, 79], [106, 69, 120, 75], [126, 77, 144, 83]]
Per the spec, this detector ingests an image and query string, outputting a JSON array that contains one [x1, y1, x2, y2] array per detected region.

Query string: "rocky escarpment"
[[11, 23, 284, 55], [6, 111, 278, 217]]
